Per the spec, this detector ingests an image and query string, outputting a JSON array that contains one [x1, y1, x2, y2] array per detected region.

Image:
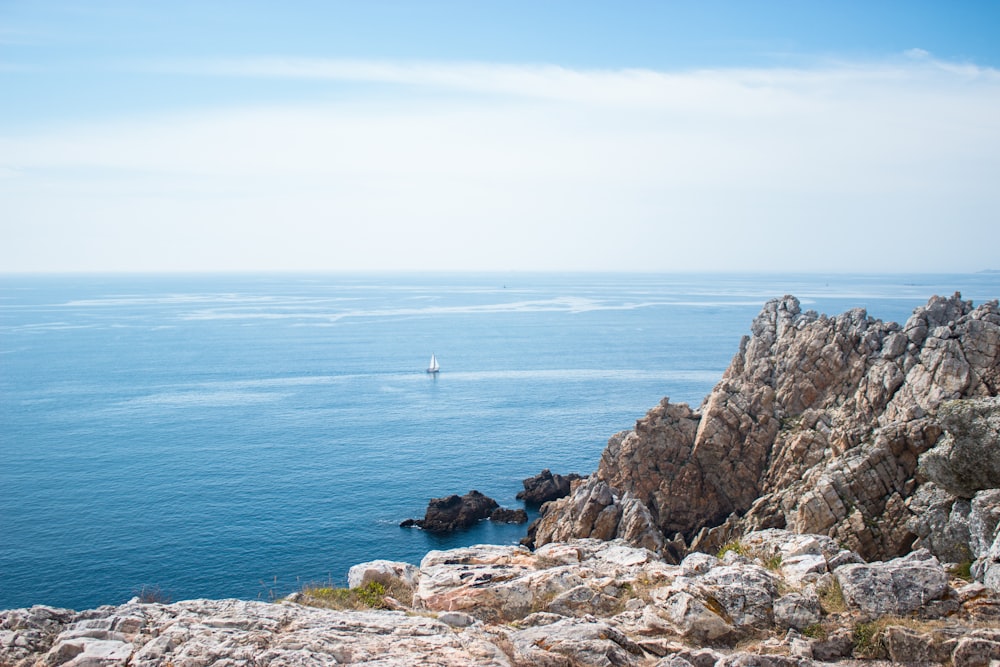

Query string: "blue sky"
[[2, 1, 999, 272]]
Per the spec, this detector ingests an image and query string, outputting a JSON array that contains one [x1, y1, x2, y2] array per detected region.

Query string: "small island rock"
[[401, 490, 499, 532]]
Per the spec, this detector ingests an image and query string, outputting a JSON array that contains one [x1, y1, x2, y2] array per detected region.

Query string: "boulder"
[[835, 549, 951, 618], [516, 468, 583, 504], [400, 490, 499, 532], [652, 590, 734, 643], [952, 629, 1000, 667], [346, 559, 420, 591], [772, 592, 820, 631]]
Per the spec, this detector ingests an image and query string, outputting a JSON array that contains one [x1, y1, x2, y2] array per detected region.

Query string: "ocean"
[[2, 272, 998, 611]]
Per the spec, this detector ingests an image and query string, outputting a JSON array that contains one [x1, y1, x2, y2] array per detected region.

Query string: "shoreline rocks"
[[400, 489, 528, 531], [7, 532, 1000, 666]]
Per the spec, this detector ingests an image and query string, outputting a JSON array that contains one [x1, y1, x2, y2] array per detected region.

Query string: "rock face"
[[6, 532, 1000, 666], [516, 469, 584, 504], [400, 489, 499, 532], [532, 294, 1000, 565]]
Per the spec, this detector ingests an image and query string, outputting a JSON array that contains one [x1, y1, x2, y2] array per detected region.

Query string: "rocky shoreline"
[[3, 293, 998, 666], [4, 532, 1000, 665]]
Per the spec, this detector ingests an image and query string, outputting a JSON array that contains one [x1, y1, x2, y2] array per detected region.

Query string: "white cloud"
[[2, 57, 999, 272]]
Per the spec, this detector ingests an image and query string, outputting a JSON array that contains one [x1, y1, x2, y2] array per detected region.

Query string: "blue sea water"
[[1, 272, 998, 611]]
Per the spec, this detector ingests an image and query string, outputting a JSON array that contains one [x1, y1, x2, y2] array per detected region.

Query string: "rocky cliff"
[[529, 293, 1000, 571]]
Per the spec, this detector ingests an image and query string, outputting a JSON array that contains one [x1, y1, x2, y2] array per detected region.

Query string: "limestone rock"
[[883, 624, 956, 664], [2, 598, 512, 667], [982, 531, 1000, 592]]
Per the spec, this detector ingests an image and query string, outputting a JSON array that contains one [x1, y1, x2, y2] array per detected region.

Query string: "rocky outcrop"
[[400, 490, 499, 532], [516, 469, 584, 504], [7, 532, 1000, 666], [533, 294, 1000, 567]]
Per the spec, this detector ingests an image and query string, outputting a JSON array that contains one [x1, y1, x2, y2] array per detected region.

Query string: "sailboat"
[[426, 354, 440, 374]]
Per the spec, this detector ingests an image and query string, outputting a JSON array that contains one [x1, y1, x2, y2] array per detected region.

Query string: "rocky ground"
[[4, 531, 1000, 666]]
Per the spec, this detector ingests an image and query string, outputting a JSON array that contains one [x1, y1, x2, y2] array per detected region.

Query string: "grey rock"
[[700, 563, 778, 629], [835, 549, 951, 618], [919, 397, 1000, 498], [773, 592, 820, 631], [884, 625, 955, 664], [952, 629, 1000, 667], [982, 531, 1000, 592]]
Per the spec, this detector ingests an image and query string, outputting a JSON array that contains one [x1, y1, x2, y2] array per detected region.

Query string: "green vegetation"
[[297, 580, 411, 610], [802, 623, 828, 640], [816, 577, 846, 614], [949, 559, 973, 582], [852, 620, 887, 659], [717, 540, 746, 558]]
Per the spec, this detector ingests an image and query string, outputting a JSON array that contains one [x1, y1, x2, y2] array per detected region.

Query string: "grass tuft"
[[817, 577, 846, 614], [717, 540, 746, 559], [949, 560, 973, 582], [134, 585, 171, 604], [297, 579, 413, 610]]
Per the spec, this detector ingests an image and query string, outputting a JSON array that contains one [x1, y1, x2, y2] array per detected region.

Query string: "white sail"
[[427, 354, 440, 373]]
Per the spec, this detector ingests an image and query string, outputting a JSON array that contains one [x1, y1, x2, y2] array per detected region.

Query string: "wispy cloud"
[[150, 54, 1000, 111], [2, 56, 999, 272]]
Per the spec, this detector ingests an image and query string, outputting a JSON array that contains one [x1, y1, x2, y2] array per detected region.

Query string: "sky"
[[2, 1, 999, 273]]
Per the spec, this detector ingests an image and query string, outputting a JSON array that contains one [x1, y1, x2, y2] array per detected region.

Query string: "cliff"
[[528, 293, 1000, 571]]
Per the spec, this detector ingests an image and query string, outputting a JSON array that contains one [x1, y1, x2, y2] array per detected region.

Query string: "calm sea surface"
[[2, 272, 998, 610]]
